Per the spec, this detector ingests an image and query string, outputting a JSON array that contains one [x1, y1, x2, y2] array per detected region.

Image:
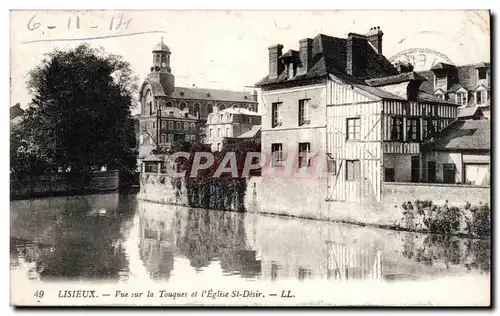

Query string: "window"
[[427, 161, 436, 183], [422, 118, 435, 141], [435, 74, 447, 88], [443, 163, 456, 184], [167, 121, 173, 130], [184, 122, 189, 131], [176, 122, 181, 130], [161, 121, 166, 129], [456, 93, 467, 106], [160, 134, 166, 143], [217, 128, 221, 137], [298, 143, 311, 168], [346, 118, 361, 140], [478, 68, 487, 80], [384, 168, 395, 182], [190, 123, 196, 131], [298, 99, 311, 126], [288, 62, 297, 79], [346, 160, 360, 181], [406, 118, 420, 142], [168, 134, 173, 143], [476, 91, 483, 105], [226, 127, 230, 137], [152, 122, 156, 129], [209, 128, 213, 138], [271, 143, 283, 167], [390, 117, 403, 141], [272, 102, 283, 127]]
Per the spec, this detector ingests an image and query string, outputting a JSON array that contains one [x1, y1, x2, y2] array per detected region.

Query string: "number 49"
[[34, 290, 44, 298]]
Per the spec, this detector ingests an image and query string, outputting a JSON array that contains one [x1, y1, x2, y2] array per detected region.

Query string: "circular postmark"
[[389, 48, 454, 71]]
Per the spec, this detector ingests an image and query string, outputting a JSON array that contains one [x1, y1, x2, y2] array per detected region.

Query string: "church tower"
[[148, 37, 175, 95]]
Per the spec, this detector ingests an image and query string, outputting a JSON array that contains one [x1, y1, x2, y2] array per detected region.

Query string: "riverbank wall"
[[10, 170, 120, 200], [138, 173, 490, 228]]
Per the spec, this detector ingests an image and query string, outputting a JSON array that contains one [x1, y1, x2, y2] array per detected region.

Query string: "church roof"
[[170, 87, 257, 103], [153, 38, 170, 52]]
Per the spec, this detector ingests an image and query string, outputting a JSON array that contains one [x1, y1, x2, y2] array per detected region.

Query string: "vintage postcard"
[[10, 10, 491, 306]]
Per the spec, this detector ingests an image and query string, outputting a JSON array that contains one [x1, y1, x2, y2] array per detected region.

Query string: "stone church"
[[138, 38, 259, 158]]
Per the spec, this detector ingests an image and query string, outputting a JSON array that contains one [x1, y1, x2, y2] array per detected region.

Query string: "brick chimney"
[[298, 38, 313, 75], [346, 33, 367, 78], [366, 26, 383, 54], [268, 44, 284, 79]]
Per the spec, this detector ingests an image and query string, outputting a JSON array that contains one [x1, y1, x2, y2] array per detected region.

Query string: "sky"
[[10, 10, 490, 110]]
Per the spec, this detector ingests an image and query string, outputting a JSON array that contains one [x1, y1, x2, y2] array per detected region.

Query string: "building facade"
[[205, 106, 262, 151], [418, 62, 491, 118], [421, 118, 490, 186], [137, 38, 259, 159], [256, 27, 400, 175], [326, 73, 459, 203], [256, 26, 462, 207]]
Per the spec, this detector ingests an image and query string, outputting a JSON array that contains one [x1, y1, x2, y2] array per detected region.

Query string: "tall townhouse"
[[256, 26, 459, 208]]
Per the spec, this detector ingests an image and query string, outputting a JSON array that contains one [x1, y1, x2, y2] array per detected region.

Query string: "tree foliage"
[[12, 43, 138, 175]]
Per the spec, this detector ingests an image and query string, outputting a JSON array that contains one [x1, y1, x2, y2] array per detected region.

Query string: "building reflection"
[[10, 193, 133, 281], [326, 242, 382, 281], [137, 206, 261, 280]]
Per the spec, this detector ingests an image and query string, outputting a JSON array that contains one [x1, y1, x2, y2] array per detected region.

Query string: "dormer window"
[[433, 90, 446, 101], [287, 62, 297, 79], [456, 92, 467, 106], [435, 73, 447, 89], [476, 91, 483, 105], [478, 68, 487, 80], [180, 92, 185, 97]]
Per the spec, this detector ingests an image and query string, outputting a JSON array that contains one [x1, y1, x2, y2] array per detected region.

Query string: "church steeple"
[[148, 37, 175, 95], [151, 37, 171, 73]]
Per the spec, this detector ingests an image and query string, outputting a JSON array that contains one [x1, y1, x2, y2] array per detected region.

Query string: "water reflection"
[[10, 194, 490, 285]]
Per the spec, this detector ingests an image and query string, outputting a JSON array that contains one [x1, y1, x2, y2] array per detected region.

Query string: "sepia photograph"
[[9, 9, 491, 306]]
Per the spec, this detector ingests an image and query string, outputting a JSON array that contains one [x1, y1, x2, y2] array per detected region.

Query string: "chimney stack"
[[298, 38, 313, 75], [346, 33, 367, 78], [366, 26, 384, 54], [268, 44, 284, 79]]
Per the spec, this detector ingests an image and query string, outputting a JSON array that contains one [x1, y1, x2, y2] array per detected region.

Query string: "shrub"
[[401, 200, 490, 238]]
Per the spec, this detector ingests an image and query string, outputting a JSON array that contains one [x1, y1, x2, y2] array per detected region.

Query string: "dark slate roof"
[[422, 119, 490, 152], [280, 49, 299, 60], [458, 106, 483, 119], [447, 84, 464, 93], [417, 70, 435, 94], [160, 107, 197, 120], [418, 62, 490, 94], [169, 87, 256, 103], [417, 91, 458, 105], [430, 62, 456, 70], [256, 33, 398, 87], [365, 72, 426, 87], [141, 79, 256, 103]]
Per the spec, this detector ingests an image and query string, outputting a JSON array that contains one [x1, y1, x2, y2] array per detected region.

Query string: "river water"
[[10, 192, 490, 305]]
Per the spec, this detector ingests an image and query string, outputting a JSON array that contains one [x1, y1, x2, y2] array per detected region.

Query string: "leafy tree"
[[16, 43, 138, 174]]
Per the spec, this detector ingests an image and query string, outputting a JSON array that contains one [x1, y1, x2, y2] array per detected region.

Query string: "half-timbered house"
[[326, 72, 459, 204], [256, 26, 461, 209]]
